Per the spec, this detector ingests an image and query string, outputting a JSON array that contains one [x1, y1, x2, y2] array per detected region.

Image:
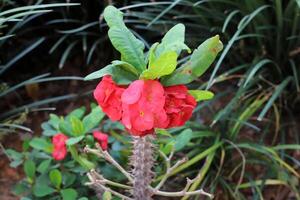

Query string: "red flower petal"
[[121, 80, 144, 104], [52, 147, 67, 161], [52, 133, 68, 148], [94, 75, 124, 121], [93, 131, 109, 150]]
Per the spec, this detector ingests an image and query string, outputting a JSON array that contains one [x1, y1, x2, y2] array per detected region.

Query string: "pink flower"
[[52, 147, 67, 161], [164, 85, 196, 128], [93, 131, 109, 150], [121, 80, 168, 136], [94, 76, 125, 121], [52, 133, 68, 148], [52, 133, 68, 161]]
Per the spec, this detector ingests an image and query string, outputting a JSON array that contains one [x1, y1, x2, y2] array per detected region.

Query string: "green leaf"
[[104, 6, 146, 72], [6, 149, 23, 160], [82, 106, 105, 133], [24, 160, 36, 181], [49, 114, 60, 129], [156, 23, 190, 56], [111, 60, 139, 75], [70, 116, 84, 136], [29, 138, 53, 153], [37, 159, 52, 174], [59, 119, 73, 136], [103, 191, 112, 200], [147, 42, 159, 67], [188, 90, 214, 101], [141, 51, 177, 79], [155, 128, 173, 138], [174, 129, 193, 151], [111, 65, 138, 84], [12, 181, 30, 196], [84, 64, 114, 80], [61, 188, 78, 200], [84, 62, 138, 83], [62, 172, 76, 188], [66, 136, 84, 146], [161, 35, 223, 86], [66, 107, 86, 120], [161, 140, 175, 155], [69, 146, 95, 170], [33, 184, 55, 197], [49, 169, 62, 189]]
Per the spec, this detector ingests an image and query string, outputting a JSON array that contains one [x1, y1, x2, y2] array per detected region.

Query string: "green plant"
[[115, 0, 300, 199], [7, 103, 130, 199]]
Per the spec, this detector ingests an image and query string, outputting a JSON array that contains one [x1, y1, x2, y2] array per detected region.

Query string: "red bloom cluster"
[[94, 76, 196, 136], [93, 76, 124, 121], [93, 131, 109, 150], [164, 85, 197, 128], [52, 133, 68, 161]]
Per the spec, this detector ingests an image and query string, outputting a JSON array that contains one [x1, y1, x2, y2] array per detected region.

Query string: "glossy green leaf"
[[156, 23, 190, 57], [141, 51, 177, 79], [69, 146, 95, 170], [33, 184, 55, 197], [24, 160, 36, 181], [161, 140, 175, 155], [188, 90, 214, 101], [29, 138, 53, 153], [147, 42, 159, 67], [82, 106, 105, 133], [66, 136, 84, 146], [70, 116, 84, 136], [104, 6, 146, 72], [84, 62, 138, 84], [111, 60, 139, 75], [111, 65, 138, 85], [61, 188, 78, 200], [84, 64, 114, 80], [174, 129, 193, 151], [155, 128, 173, 138], [161, 35, 223, 86], [49, 169, 62, 189], [66, 107, 86, 120], [37, 159, 51, 174]]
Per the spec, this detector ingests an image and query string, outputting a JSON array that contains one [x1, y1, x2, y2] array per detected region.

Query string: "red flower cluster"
[[94, 76, 196, 136], [93, 76, 124, 121], [164, 85, 197, 128], [52, 133, 68, 161], [93, 131, 109, 150]]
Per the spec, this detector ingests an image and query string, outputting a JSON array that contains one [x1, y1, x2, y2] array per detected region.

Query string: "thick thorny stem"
[[131, 135, 155, 200]]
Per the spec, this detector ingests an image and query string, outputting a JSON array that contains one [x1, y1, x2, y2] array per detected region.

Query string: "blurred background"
[[1, 0, 299, 199]]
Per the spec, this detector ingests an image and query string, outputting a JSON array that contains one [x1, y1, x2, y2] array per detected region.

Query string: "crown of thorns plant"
[[52, 5, 223, 199]]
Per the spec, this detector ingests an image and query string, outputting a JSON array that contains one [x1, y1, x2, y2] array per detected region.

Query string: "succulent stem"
[[131, 135, 155, 200]]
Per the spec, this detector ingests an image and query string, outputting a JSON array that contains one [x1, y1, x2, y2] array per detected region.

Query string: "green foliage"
[[161, 35, 223, 86], [104, 5, 146, 72], [85, 5, 222, 86], [141, 51, 178, 79], [9, 104, 127, 199], [188, 90, 214, 101]]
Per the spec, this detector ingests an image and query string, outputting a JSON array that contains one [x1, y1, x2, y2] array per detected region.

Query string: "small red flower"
[[93, 131, 109, 150], [164, 85, 196, 128], [52, 147, 67, 161], [52, 133, 68, 161], [121, 80, 168, 136], [52, 133, 68, 148], [94, 75, 125, 121]]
